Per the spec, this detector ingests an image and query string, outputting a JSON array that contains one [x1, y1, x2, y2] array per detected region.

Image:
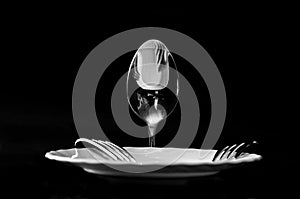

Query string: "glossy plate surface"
[[45, 147, 262, 178]]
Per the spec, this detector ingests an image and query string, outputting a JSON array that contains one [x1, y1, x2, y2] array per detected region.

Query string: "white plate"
[[45, 147, 262, 178]]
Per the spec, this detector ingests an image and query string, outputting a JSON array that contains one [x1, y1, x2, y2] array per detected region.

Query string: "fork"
[[73, 138, 136, 163], [212, 141, 258, 161]]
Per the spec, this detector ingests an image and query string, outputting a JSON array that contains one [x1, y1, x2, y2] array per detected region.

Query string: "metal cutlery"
[[73, 138, 136, 163], [212, 141, 258, 162]]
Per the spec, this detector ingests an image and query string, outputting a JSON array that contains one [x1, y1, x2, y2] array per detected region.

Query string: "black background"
[[0, 4, 295, 198]]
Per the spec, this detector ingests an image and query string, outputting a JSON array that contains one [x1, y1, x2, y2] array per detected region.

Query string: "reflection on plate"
[[45, 147, 262, 178]]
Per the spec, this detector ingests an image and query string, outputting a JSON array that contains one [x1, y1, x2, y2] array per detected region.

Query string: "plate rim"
[[45, 147, 262, 166]]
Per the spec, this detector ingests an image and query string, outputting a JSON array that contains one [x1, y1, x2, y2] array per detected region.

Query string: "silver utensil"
[[212, 141, 258, 161], [73, 138, 136, 163]]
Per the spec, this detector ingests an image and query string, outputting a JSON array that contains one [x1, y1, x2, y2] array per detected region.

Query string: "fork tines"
[[213, 141, 258, 162], [92, 139, 136, 163], [74, 138, 136, 163]]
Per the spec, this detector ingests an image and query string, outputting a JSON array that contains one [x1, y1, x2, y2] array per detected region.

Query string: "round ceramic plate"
[[45, 147, 262, 178]]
